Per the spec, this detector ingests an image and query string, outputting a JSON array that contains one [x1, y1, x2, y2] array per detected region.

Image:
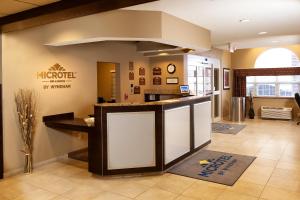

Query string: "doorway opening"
[[97, 62, 121, 103]]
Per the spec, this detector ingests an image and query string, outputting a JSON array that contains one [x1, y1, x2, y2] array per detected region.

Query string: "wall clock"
[[167, 63, 176, 74]]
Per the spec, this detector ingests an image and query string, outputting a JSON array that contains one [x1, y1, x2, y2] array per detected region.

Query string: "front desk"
[[44, 96, 212, 176]]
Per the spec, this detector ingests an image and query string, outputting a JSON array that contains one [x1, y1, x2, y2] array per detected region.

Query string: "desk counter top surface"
[[96, 96, 211, 107]]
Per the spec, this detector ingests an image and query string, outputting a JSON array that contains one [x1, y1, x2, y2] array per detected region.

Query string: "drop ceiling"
[[125, 0, 300, 50], [0, 0, 60, 17], [1, 0, 299, 50]]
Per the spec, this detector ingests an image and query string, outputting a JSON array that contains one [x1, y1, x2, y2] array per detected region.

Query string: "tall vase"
[[249, 103, 255, 119], [24, 152, 33, 174], [248, 92, 255, 119]]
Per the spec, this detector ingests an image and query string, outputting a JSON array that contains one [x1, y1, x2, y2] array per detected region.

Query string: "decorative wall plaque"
[[139, 77, 146, 85], [129, 61, 134, 71], [129, 72, 134, 80], [166, 77, 179, 84], [153, 67, 161, 75], [153, 77, 162, 85], [134, 86, 141, 94], [139, 67, 145, 76]]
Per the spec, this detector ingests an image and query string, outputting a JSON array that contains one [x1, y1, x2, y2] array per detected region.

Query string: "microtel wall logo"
[[37, 63, 77, 89]]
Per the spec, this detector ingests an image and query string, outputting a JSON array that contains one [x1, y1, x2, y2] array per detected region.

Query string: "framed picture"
[[129, 61, 134, 71], [134, 86, 140, 94], [139, 77, 145, 85], [223, 68, 230, 90], [166, 77, 179, 84], [139, 67, 145, 76], [153, 67, 161, 75], [153, 77, 162, 85], [129, 72, 134, 80]]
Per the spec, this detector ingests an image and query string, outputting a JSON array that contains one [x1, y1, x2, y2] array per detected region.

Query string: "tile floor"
[[1, 119, 300, 200]]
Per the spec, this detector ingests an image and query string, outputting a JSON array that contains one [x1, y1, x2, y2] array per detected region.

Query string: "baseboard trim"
[[4, 154, 68, 178]]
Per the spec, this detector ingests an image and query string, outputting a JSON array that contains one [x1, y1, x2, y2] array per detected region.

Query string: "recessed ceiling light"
[[239, 19, 250, 23], [159, 52, 169, 56], [258, 31, 268, 35]]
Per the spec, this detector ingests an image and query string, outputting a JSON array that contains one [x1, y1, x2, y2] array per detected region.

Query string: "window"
[[246, 76, 300, 97], [255, 48, 300, 68], [246, 48, 300, 97]]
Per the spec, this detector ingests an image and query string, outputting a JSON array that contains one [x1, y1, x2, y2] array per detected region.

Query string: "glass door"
[[187, 55, 221, 122], [187, 64, 204, 96], [204, 65, 213, 96]]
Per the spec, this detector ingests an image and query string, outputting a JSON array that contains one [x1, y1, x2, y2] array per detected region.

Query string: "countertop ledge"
[[96, 96, 211, 107]]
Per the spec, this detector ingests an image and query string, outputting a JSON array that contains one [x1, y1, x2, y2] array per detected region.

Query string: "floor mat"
[[212, 123, 246, 134], [168, 150, 256, 186]]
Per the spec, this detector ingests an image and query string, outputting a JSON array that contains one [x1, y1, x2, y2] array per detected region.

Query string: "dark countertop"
[[43, 113, 94, 132], [96, 96, 211, 107]]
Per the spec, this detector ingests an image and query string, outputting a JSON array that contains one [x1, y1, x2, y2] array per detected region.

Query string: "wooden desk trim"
[[94, 96, 211, 176], [42, 112, 97, 173], [42, 96, 212, 176]]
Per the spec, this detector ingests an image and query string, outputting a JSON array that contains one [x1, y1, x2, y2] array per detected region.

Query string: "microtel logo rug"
[[37, 63, 77, 90], [198, 155, 237, 177]]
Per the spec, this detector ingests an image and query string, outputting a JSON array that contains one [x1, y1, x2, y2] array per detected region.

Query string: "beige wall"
[[149, 55, 185, 91], [232, 44, 300, 69], [45, 10, 162, 46], [246, 97, 299, 118], [2, 27, 149, 173], [161, 13, 211, 51], [221, 51, 232, 120], [44, 10, 210, 51], [231, 44, 300, 119]]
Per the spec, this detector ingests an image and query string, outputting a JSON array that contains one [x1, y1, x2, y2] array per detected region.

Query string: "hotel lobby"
[[0, 0, 300, 200]]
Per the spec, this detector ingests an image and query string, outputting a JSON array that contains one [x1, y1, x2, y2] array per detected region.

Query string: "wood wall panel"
[[0, 0, 158, 32]]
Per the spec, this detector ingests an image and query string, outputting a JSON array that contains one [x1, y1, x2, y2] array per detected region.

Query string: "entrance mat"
[[212, 123, 246, 134], [168, 150, 256, 186]]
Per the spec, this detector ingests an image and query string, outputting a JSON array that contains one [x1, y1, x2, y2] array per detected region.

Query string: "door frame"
[[212, 60, 222, 122], [97, 61, 121, 103]]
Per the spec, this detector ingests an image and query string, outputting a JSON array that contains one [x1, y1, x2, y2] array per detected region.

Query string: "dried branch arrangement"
[[15, 89, 37, 174]]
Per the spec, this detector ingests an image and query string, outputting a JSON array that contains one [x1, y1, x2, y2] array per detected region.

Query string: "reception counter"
[[44, 96, 212, 176]]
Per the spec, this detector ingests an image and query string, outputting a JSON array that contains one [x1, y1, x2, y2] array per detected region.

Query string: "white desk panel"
[[194, 101, 211, 148], [107, 111, 156, 170], [164, 106, 190, 164]]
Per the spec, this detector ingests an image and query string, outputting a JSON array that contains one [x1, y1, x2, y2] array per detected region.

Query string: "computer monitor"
[[180, 85, 190, 94]]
